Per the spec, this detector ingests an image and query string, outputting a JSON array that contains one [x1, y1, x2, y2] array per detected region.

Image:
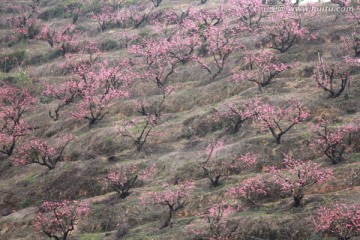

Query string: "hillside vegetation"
[[0, 0, 360, 239]]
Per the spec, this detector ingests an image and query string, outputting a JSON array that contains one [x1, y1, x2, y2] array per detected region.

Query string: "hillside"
[[0, 0, 360, 239]]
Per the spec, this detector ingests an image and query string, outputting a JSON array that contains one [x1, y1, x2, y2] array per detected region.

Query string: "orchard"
[[0, 0, 359, 239]]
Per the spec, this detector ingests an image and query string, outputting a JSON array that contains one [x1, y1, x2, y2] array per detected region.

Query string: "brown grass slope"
[[0, 0, 360, 239]]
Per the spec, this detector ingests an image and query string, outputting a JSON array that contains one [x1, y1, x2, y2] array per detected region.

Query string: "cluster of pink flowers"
[[7, 1, 40, 39], [141, 181, 195, 207], [130, 36, 177, 90], [266, 11, 314, 53], [233, 49, 291, 89], [0, 86, 36, 156], [102, 164, 156, 198], [44, 57, 131, 124], [226, 0, 266, 31], [340, 31, 360, 58], [37, 24, 81, 55], [191, 16, 244, 81], [270, 154, 333, 207], [202, 140, 258, 187], [128, 2, 154, 28], [140, 181, 195, 228], [215, 100, 254, 134], [152, 15, 200, 64], [12, 134, 74, 170], [189, 200, 236, 240], [34, 200, 90, 240], [227, 175, 268, 206], [314, 203, 360, 239], [253, 98, 309, 144], [310, 118, 359, 164], [89, 3, 127, 32], [189, 5, 226, 28]]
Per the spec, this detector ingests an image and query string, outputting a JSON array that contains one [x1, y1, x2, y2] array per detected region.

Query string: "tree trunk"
[[211, 175, 221, 187], [161, 205, 174, 228], [293, 194, 303, 207]]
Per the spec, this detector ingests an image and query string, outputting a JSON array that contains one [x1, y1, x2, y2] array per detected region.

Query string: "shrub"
[[100, 39, 118, 51], [0, 50, 26, 73], [24, 49, 62, 66], [227, 175, 268, 206], [189, 201, 237, 240], [38, 5, 66, 21], [214, 100, 254, 134]]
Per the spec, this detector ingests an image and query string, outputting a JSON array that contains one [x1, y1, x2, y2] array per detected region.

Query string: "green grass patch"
[[100, 39, 119, 51], [38, 5, 66, 20], [77, 232, 107, 240], [20, 172, 40, 185], [0, 49, 26, 72], [349, 152, 360, 162], [0, 70, 33, 87]]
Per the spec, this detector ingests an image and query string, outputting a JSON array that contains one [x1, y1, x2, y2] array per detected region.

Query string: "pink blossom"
[[37, 24, 81, 56], [253, 98, 309, 144], [0, 86, 36, 156], [270, 154, 333, 207], [140, 181, 195, 228], [192, 19, 245, 81], [44, 58, 132, 124], [12, 134, 74, 170], [227, 175, 267, 205], [89, 1, 127, 32], [102, 164, 157, 198], [226, 0, 266, 31], [215, 100, 254, 133], [7, 1, 39, 39], [233, 48, 291, 89], [314, 203, 360, 239], [340, 31, 360, 58], [310, 118, 359, 164], [202, 140, 258, 187], [191, 201, 237, 240], [265, 11, 314, 53], [34, 200, 90, 240]]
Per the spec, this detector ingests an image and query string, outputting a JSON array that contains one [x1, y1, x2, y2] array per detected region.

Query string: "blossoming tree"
[[140, 181, 195, 228], [34, 200, 90, 240], [270, 154, 333, 207]]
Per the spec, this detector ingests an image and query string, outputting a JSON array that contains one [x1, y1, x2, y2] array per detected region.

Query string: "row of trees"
[[1, 84, 357, 170], [186, 199, 360, 239], [32, 145, 359, 239], [6, 0, 360, 39], [33, 197, 360, 240]]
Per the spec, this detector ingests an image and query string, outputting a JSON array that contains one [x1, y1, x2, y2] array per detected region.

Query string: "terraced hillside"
[[0, 0, 360, 239]]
